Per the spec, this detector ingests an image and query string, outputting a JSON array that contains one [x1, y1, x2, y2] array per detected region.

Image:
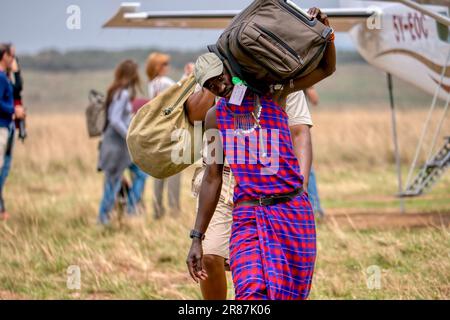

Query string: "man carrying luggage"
[[187, 88, 314, 299], [187, 8, 335, 300]]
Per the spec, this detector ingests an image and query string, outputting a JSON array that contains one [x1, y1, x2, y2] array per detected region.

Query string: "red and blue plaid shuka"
[[216, 93, 316, 300]]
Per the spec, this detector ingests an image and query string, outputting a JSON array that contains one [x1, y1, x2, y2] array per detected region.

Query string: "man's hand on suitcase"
[[308, 7, 330, 27]]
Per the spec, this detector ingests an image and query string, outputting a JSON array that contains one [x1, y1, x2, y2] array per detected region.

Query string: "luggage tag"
[[229, 77, 247, 105]]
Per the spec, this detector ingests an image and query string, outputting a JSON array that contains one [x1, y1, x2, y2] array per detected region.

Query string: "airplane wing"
[[103, 3, 376, 32]]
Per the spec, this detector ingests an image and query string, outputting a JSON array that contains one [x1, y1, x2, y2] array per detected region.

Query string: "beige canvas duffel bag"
[[127, 74, 199, 179]]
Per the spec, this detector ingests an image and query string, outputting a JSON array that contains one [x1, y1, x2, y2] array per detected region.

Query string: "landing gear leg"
[[387, 73, 405, 213]]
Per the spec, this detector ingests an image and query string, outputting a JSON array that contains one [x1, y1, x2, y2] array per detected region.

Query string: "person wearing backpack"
[[187, 7, 335, 300], [97, 60, 141, 225], [146, 52, 181, 219]]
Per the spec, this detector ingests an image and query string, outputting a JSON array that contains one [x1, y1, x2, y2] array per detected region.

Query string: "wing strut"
[[387, 73, 405, 213], [399, 48, 450, 198]]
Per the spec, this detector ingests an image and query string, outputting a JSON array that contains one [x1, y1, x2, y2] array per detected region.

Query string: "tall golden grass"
[[0, 111, 447, 299], [0, 64, 448, 299], [314, 109, 448, 167], [16, 109, 448, 170]]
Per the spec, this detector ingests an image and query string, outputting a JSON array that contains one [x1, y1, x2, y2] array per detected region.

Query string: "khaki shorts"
[[0, 128, 9, 169], [192, 166, 235, 260]]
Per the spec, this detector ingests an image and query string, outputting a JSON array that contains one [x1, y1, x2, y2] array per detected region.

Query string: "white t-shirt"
[[286, 91, 313, 127], [148, 76, 175, 100]]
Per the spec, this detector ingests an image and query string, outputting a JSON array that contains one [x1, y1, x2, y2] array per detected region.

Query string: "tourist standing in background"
[[146, 52, 181, 219], [97, 60, 141, 225], [305, 86, 325, 217], [3, 45, 27, 214], [0, 43, 25, 221], [181, 62, 195, 80]]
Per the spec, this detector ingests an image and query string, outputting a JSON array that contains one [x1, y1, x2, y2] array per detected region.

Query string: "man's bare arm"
[[185, 89, 216, 124], [186, 107, 224, 282], [290, 124, 312, 188]]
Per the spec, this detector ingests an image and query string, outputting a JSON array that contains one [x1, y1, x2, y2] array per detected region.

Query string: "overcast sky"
[[0, 0, 355, 54]]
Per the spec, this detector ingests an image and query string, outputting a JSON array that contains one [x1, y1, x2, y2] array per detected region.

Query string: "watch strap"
[[190, 230, 205, 240]]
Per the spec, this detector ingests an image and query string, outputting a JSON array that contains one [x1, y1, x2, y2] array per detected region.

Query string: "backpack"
[[86, 90, 106, 138], [216, 0, 333, 94], [127, 74, 200, 179]]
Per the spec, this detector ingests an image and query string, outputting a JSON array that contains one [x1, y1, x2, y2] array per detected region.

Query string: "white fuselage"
[[349, 1, 450, 101]]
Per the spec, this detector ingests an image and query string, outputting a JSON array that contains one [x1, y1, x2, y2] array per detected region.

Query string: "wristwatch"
[[190, 230, 205, 241]]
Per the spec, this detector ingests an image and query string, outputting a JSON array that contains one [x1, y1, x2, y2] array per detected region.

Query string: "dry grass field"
[[0, 64, 448, 299]]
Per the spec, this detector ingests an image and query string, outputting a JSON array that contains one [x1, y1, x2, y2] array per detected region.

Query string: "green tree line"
[[19, 47, 364, 71]]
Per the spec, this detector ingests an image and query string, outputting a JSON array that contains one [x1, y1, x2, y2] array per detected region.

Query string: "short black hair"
[[0, 43, 12, 61]]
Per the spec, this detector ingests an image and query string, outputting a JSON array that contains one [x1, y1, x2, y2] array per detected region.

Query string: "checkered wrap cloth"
[[216, 94, 316, 300]]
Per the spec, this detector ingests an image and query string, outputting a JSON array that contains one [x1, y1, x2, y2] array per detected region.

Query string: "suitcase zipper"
[[255, 24, 302, 62], [235, 39, 284, 85], [231, 25, 282, 88]]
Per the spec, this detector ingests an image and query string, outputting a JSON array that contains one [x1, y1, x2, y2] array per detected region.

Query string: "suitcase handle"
[[285, 0, 312, 19], [280, 0, 318, 27]]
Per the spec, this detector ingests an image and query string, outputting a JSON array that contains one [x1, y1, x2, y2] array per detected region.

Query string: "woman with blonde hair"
[[146, 52, 174, 99], [98, 59, 141, 225], [146, 52, 181, 219]]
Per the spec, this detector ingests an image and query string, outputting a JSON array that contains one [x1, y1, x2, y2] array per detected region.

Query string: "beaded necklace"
[[225, 95, 263, 135]]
